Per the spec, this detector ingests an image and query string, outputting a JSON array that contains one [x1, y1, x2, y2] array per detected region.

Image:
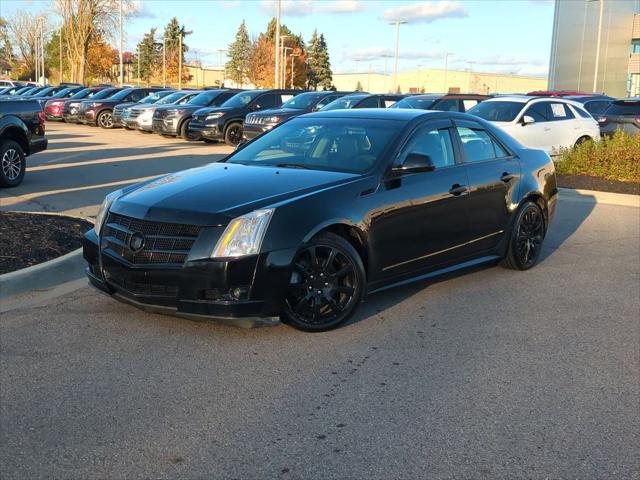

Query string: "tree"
[[355, 81, 363, 92], [55, 0, 121, 84], [0, 18, 13, 74], [45, 30, 68, 83], [306, 30, 332, 90], [87, 32, 117, 82], [225, 20, 251, 87], [163, 17, 190, 85], [136, 28, 160, 82], [4, 11, 45, 80]]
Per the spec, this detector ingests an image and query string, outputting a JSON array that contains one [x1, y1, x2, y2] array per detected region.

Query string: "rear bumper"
[[83, 228, 296, 324], [28, 137, 48, 155]]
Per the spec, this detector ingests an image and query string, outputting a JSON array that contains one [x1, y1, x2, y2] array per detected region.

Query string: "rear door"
[[453, 118, 520, 253]]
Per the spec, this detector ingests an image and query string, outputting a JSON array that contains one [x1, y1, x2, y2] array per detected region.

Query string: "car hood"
[[251, 107, 306, 118], [193, 106, 237, 116], [111, 162, 360, 226]]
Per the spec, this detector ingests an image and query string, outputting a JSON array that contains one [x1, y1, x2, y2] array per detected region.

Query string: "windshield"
[[281, 92, 320, 110], [467, 101, 524, 122], [390, 97, 436, 110], [226, 117, 404, 173], [50, 88, 75, 99], [70, 88, 92, 99], [35, 87, 56, 97], [139, 90, 172, 104], [156, 92, 189, 104], [320, 96, 366, 111], [91, 88, 119, 100], [222, 91, 261, 108], [24, 87, 47, 96], [108, 88, 134, 101], [187, 90, 221, 106]]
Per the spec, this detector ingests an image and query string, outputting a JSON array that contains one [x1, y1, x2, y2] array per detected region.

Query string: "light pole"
[[119, 0, 124, 86], [282, 46, 292, 89], [178, 28, 183, 90], [35, 30, 39, 83], [290, 53, 300, 88], [163, 37, 167, 87], [390, 20, 407, 93], [137, 44, 140, 86], [592, 0, 604, 93], [279, 35, 290, 88], [217, 48, 227, 86], [274, 0, 281, 88], [443, 51, 453, 93], [59, 27, 63, 83]]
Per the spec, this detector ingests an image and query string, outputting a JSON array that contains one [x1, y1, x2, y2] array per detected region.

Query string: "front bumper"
[[152, 118, 179, 135], [78, 109, 97, 125], [83, 229, 296, 325], [242, 123, 275, 140], [189, 119, 224, 140]]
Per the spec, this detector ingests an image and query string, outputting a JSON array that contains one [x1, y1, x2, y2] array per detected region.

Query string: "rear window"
[[605, 101, 640, 116], [467, 101, 523, 122]]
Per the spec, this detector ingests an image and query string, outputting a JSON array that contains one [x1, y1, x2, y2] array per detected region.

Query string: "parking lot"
[[0, 123, 638, 479]]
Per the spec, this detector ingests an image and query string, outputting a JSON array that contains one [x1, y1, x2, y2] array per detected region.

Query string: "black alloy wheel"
[[224, 122, 243, 146], [283, 232, 365, 331], [0, 140, 26, 187], [502, 202, 545, 270], [98, 110, 114, 129]]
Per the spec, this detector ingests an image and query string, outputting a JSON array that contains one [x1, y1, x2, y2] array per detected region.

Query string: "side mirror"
[[391, 153, 436, 175], [521, 115, 535, 126]]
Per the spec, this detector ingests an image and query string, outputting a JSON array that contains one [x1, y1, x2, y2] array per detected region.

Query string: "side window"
[[585, 101, 609, 115], [398, 126, 456, 169], [462, 99, 479, 111], [279, 94, 294, 105], [315, 95, 337, 109], [383, 98, 399, 108], [574, 105, 592, 119], [457, 127, 508, 163], [357, 97, 380, 108], [524, 102, 550, 122], [433, 99, 461, 112], [549, 102, 574, 120], [254, 94, 278, 110], [128, 91, 145, 102]]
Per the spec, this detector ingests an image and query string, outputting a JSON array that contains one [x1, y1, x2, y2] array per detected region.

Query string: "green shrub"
[[554, 130, 640, 183]]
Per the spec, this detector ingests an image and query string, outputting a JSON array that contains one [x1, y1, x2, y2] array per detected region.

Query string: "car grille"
[[245, 116, 268, 125], [128, 109, 142, 119], [103, 270, 179, 297], [102, 212, 202, 266]]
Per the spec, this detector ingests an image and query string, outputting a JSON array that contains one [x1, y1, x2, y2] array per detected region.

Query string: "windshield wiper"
[[274, 162, 312, 170]]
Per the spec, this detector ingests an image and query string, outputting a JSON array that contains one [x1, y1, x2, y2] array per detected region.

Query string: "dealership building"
[[548, 0, 640, 97]]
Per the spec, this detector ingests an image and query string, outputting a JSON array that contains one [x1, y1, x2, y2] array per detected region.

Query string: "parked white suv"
[[467, 96, 600, 154]]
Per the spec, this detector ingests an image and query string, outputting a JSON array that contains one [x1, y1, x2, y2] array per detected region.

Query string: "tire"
[[501, 202, 546, 270], [97, 110, 114, 129], [574, 136, 591, 148], [123, 126, 132, 130], [224, 122, 243, 146], [0, 140, 26, 188], [180, 119, 195, 141], [203, 139, 218, 144], [281, 232, 366, 332]]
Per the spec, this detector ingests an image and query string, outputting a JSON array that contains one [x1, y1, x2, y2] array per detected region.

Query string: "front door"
[[368, 119, 471, 281]]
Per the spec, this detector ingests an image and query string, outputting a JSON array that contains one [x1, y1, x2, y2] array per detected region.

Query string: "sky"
[[0, 0, 555, 77]]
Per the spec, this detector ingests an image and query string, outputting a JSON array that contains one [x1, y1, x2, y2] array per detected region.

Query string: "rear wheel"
[[97, 110, 114, 129], [0, 140, 26, 188], [224, 122, 243, 146], [282, 232, 365, 332], [501, 202, 545, 270]]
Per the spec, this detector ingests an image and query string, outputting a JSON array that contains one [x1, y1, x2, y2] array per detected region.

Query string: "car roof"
[[302, 108, 444, 121]]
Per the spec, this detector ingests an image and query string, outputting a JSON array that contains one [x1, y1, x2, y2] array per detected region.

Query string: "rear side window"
[[279, 94, 295, 105], [605, 102, 640, 115], [462, 99, 479, 111], [457, 127, 508, 163], [433, 99, 460, 112], [382, 98, 399, 108], [254, 94, 279, 109], [357, 97, 380, 108], [573, 106, 592, 118], [399, 126, 456, 168], [584, 100, 610, 115]]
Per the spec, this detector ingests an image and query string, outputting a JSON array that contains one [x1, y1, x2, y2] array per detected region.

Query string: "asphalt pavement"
[[1, 190, 639, 478]]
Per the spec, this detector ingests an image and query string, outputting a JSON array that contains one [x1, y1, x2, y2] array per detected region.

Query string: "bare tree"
[[5, 11, 48, 79], [55, 0, 122, 83]]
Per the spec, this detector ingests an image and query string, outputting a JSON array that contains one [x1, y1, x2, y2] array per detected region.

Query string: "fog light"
[[229, 287, 248, 300]]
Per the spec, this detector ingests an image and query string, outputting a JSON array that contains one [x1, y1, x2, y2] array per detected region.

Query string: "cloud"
[[260, 0, 365, 16], [127, 0, 156, 19], [345, 47, 444, 62], [382, 1, 467, 23]]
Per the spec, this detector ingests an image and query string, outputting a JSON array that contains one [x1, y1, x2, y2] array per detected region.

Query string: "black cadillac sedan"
[[83, 109, 557, 331]]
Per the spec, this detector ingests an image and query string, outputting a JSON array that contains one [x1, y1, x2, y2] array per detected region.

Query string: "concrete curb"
[[0, 211, 93, 302], [559, 188, 639, 208]]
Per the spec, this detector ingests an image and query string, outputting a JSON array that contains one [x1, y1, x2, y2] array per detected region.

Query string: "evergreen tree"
[[163, 17, 191, 84], [225, 20, 251, 87], [136, 28, 159, 82], [306, 30, 332, 90]]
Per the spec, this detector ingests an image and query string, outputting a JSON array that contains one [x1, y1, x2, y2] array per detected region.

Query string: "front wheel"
[[282, 232, 365, 332], [97, 110, 114, 129], [180, 119, 196, 141], [224, 122, 243, 146], [0, 140, 26, 188], [501, 202, 546, 270]]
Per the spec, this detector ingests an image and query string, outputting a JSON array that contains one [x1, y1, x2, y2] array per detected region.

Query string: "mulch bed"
[[0, 212, 93, 275], [556, 174, 640, 195]]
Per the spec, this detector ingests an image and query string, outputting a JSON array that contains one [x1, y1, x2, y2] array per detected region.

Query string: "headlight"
[[266, 116, 280, 123], [212, 209, 274, 258], [93, 189, 123, 236], [206, 112, 224, 120]]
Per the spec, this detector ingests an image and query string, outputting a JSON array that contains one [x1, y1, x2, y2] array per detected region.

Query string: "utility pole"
[[59, 27, 63, 83], [592, 0, 604, 93], [290, 53, 299, 88], [443, 51, 453, 93], [41, 23, 45, 85], [282, 46, 292, 89], [274, 0, 281, 88], [119, 0, 124, 86], [391, 20, 407, 93], [163, 37, 167, 87], [35, 31, 39, 84], [178, 29, 183, 90], [137, 44, 140, 86]]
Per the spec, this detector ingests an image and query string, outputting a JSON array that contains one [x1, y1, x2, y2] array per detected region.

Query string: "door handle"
[[449, 184, 468, 196], [500, 172, 514, 182], [543, 127, 551, 131]]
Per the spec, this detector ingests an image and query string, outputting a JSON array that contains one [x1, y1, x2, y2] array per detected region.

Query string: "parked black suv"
[[597, 98, 640, 137], [64, 87, 123, 123], [391, 93, 491, 112], [0, 99, 48, 187], [320, 93, 406, 111], [242, 90, 353, 141], [189, 89, 302, 145], [77, 87, 165, 128], [152, 89, 241, 139], [564, 95, 615, 116]]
